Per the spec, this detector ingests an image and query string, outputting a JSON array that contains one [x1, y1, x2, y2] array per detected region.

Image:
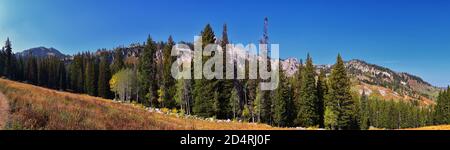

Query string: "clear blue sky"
[[1, 0, 449, 87]]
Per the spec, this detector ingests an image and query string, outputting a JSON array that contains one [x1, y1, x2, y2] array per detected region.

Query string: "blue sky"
[[0, 0, 449, 87]]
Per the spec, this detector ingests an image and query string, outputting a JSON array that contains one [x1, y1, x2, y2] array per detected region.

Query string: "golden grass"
[[0, 78, 281, 130], [0, 92, 8, 129], [403, 125, 450, 130]]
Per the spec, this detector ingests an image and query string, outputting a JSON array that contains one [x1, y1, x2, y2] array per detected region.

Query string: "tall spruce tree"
[[84, 57, 97, 96], [293, 59, 303, 108], [4, 38, 14, 79], [273, 67, 295, 127], [316, 69, 328, 127], [290, 59, 303, 126], [259, 17, 273, 124], [215, 24, 233, 119], [327, 54, 357, 130], [359, 91, 370, 130], [69, 54, 85, 93], [296, 54, 319, 127], [138, 35, 158, 107], [98, 53, 112, 99], [193, 24, 217, 118], [162, 36, 176, 108], [111, 48, 125, 74]]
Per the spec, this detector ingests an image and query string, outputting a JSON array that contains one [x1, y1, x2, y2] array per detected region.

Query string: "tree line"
[[359, 92, 434, 129], [1, 18, 448, 130]]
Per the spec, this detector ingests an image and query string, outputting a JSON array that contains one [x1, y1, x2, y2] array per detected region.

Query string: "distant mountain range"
[[16, 47, 67, 58], [281, 58, 441, 105]]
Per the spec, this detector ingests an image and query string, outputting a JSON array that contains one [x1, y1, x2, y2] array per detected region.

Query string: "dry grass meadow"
[[404, 125, 450, 130], [0, 78, 280, 130]]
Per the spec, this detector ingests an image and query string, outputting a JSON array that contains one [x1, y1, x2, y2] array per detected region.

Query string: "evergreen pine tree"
[[162, 36, 176, 108], [273, 67, 295, 127], [296, 54, 319, 127], [193, 24, 217, 118], [85, 57, 97, 96], [327, 54, 357, 130], [111, 48, 125, 74], [138, 35, 158, 107], [316, 69, 328, 127], [292, 59, 303, 111], [359, 91, 370, 130], [69, 54, 85, 93], [259, 17, 273, 124], [214, 24, 233, 119], [4, 37, 14, 79], [98, 53, 112, 99]]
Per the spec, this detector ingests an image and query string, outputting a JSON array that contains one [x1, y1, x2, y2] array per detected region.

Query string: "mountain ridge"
[[281, 57, 440, 104], [16, 47, 67, 58]]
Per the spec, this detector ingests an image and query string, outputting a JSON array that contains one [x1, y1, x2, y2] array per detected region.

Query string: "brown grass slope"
[[0, 78, 279, 130], [0, 92, 9, 129]]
